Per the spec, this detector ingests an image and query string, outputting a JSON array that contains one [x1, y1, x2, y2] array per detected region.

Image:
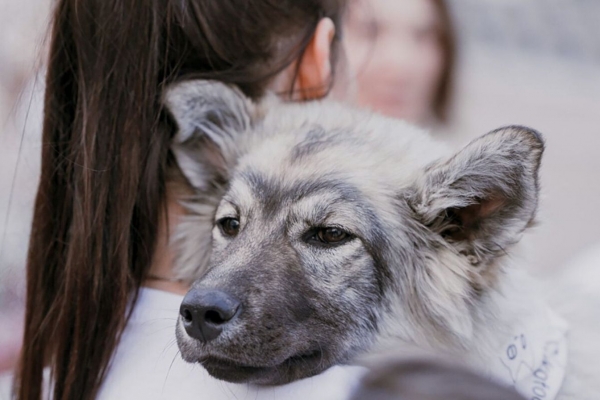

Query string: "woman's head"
[[167, 0, 346, 99], [17, 1, 346, 399], [345, 0, 455, 124]]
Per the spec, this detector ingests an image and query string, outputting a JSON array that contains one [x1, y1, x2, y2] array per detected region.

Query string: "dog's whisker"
[[159, 338, 179, 359], [162, 349, 181, 394]]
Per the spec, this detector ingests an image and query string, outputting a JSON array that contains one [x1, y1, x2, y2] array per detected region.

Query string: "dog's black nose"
[[180, 289, 241, 342]]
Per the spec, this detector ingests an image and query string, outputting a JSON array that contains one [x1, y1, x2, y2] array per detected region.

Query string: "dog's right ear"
[[407, 126, 544, 266], [163, 80, 255, 191]]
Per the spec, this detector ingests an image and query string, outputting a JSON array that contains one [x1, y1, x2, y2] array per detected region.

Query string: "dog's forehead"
[[227, 165, 363, 219], [239, 123, 435, 193], [224, 102, 449, 222]]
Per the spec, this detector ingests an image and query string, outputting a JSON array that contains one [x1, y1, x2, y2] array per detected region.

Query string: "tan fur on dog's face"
[[166, 81, 543, 385]]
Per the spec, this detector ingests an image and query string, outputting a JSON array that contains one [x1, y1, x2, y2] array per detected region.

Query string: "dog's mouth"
[[198, 349, 326, 384]]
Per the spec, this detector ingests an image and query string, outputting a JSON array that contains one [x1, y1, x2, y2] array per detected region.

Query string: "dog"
[[164, 80, 600, 399]]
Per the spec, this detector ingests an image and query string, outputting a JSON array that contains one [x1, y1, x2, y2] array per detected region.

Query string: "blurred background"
[[1, 0, 599, 373]]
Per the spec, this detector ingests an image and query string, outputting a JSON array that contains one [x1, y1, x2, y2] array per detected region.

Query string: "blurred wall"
[[445, 0, 600, 274]]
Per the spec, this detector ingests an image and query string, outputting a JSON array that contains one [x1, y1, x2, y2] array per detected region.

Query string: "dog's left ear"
[[163, 80, 255, 191], [408, 126, 544, 265]]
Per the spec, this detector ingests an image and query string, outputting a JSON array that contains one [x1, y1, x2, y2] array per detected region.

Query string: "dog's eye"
[[218, 217, 240, 237], [306, 227, 353, 247], [318, 227, 347, 243]]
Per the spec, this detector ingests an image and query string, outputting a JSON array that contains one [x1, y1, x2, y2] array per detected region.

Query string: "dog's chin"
[[197, 350, 330, 385]]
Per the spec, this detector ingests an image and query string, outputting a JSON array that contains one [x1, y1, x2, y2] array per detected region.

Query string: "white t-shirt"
[[97, 287, 366, 400]]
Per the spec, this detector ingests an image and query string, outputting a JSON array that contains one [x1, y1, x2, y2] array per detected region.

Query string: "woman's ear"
[[295, 17, 336, 100]]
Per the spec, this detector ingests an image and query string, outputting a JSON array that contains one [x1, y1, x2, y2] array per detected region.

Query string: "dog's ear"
[[408, 126, 544, 265], [163, 80, 255, 191]]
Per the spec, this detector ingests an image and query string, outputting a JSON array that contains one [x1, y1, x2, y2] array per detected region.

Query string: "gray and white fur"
[[164, 80, 600, 398]]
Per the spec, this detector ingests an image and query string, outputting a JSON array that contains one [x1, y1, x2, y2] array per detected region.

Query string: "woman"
[[344, 0, 456, 126], [14, 1, 361, 399]]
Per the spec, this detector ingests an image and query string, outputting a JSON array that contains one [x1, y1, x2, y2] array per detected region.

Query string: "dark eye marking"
[[218, 217, 240, 237], [304, 226, 355, 248]]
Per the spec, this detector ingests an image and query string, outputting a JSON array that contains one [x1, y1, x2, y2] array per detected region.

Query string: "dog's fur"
[[165, 80, 600, 398]]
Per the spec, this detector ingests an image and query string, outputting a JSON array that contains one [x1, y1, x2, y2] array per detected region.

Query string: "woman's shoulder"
[[99, 287, 366, 400]]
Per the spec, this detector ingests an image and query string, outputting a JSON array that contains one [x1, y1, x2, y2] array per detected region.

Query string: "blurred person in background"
[[344, 0, 455, 126]]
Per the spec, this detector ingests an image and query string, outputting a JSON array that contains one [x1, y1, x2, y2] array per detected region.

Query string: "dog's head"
[[164, 81, 544, 385]]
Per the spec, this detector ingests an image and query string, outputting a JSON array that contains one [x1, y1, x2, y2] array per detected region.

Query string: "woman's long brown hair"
[[15, 1, 345, 399]]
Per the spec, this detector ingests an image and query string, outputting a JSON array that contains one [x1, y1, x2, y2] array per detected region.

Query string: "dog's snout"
[[180, 289, 241, 342]]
